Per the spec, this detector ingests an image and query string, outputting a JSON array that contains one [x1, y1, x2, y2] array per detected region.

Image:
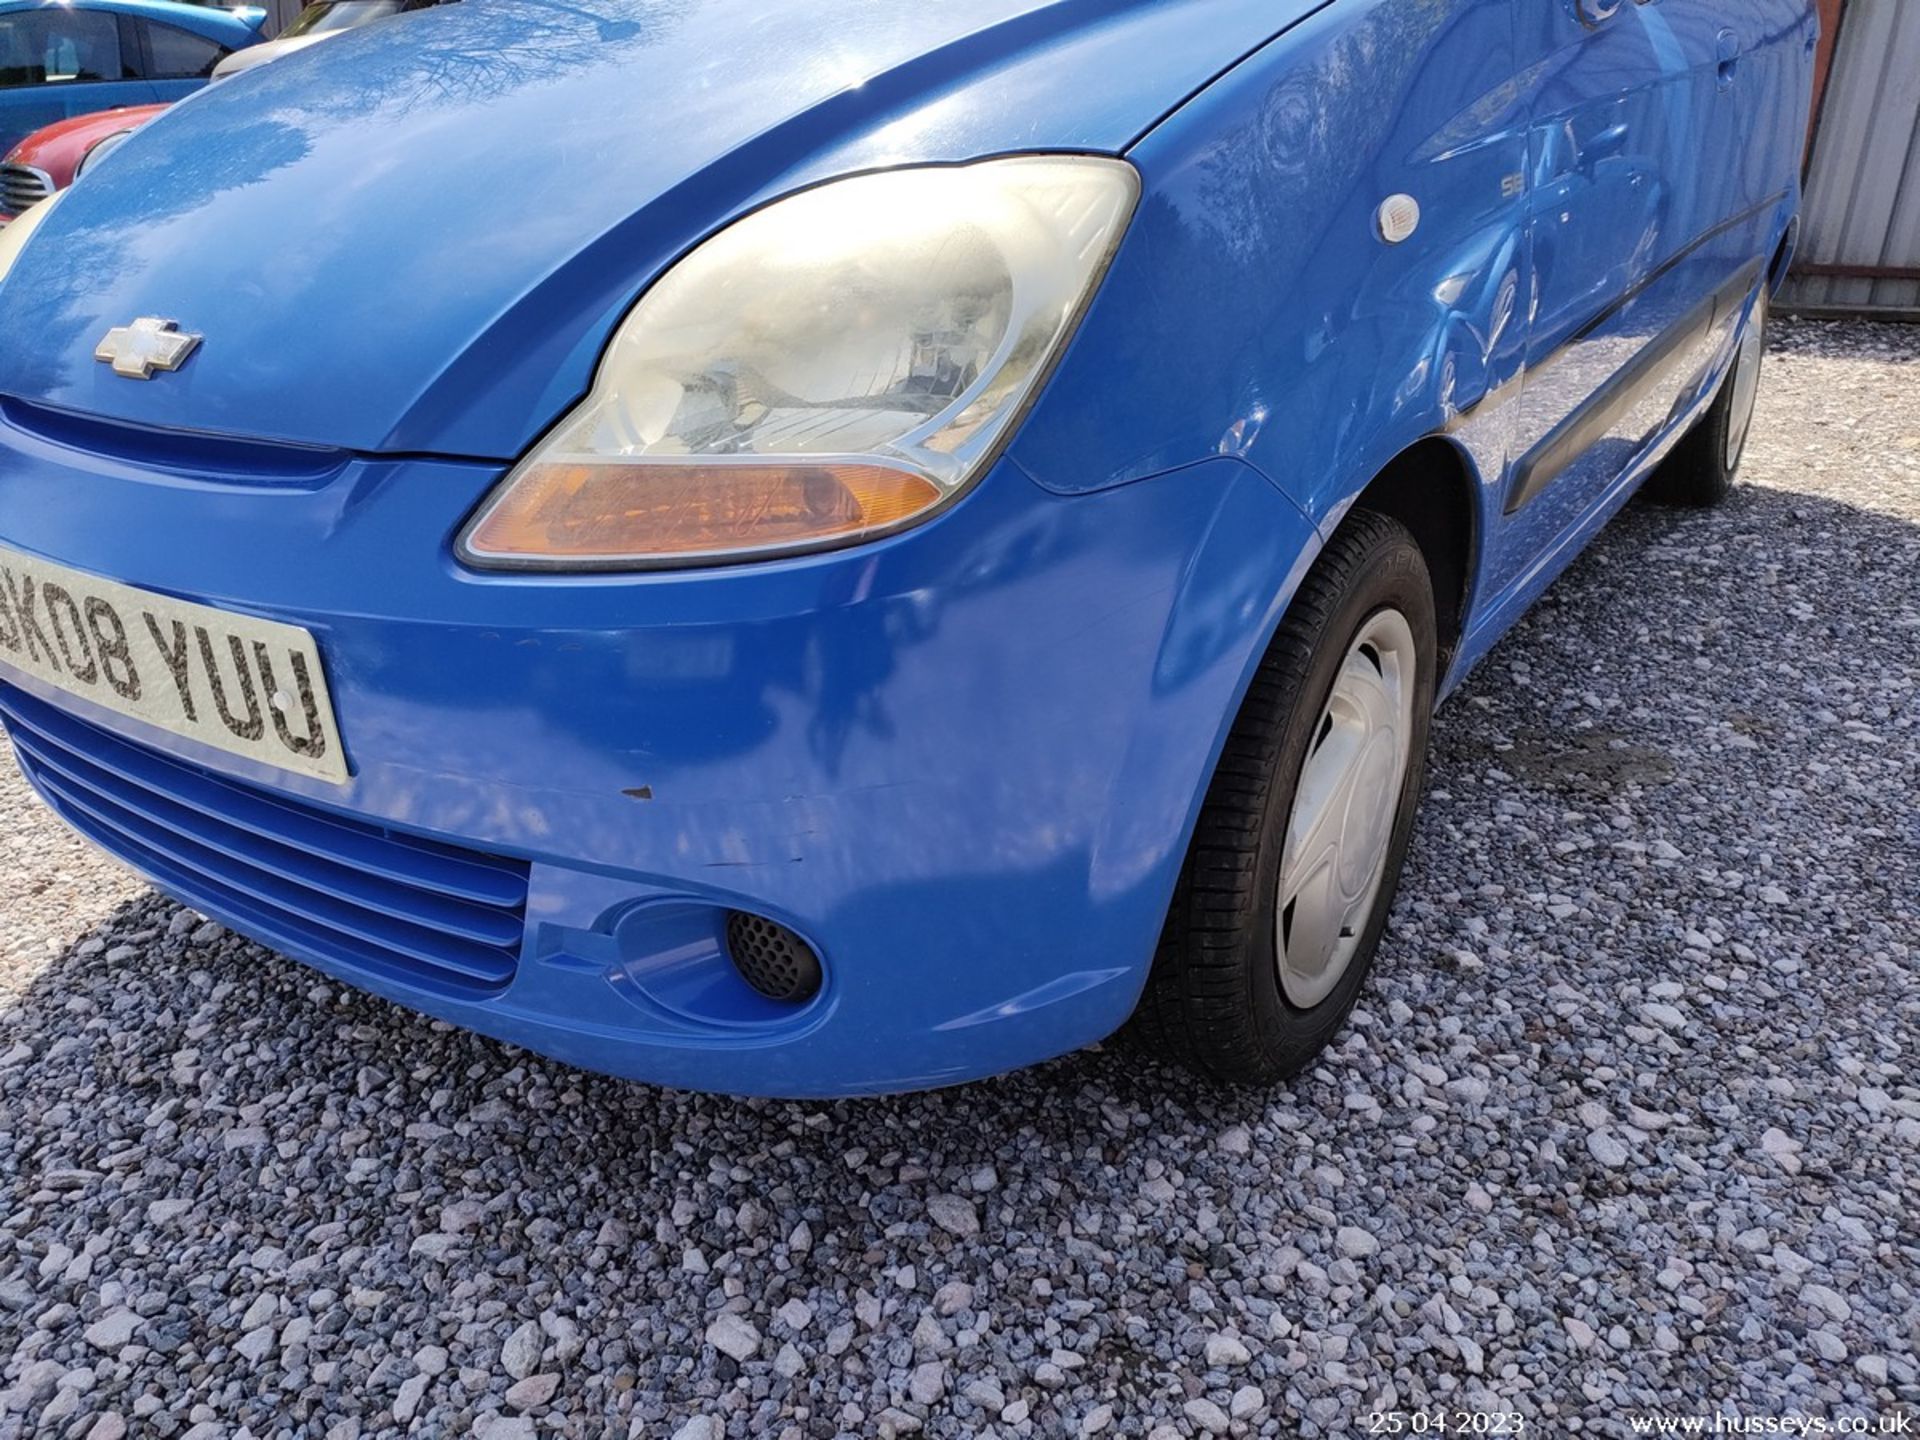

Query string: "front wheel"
[[1643, 288, 1769, 508], [1128, 511, 1437, 1084]]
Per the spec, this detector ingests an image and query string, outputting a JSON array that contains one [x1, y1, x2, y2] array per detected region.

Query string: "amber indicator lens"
[[464, 461, 944, 563]]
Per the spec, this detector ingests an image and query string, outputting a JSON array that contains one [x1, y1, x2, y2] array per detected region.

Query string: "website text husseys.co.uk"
[[1627, 1415, 1913, 1436]]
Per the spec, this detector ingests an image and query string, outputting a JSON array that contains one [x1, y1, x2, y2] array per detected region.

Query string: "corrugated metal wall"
[[1783, 0, 1920, 317]]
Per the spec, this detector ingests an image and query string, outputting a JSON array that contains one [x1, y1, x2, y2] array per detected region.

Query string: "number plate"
[[0, 545, 348, 784]]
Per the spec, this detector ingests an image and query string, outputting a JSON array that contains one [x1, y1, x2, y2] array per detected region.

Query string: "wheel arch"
[[1768, 214, 1800, 295], [1330, 435, 1483, 678]]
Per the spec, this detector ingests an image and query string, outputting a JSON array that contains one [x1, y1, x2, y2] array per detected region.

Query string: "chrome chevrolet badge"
[[94, 317, 202, 380]]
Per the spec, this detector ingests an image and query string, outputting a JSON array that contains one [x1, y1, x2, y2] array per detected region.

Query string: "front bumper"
[[0, 400, 1318, 1095]]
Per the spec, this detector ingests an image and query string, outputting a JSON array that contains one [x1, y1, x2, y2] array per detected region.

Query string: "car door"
[[1486, 0, 1747, 599], [0, 9, 155, 158], [132, 16, 236, 103], [1655, 0, 1817, 290]]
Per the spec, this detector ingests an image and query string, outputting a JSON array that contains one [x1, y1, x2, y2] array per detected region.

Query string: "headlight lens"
[[0, 186, 66, 287], [460, 155, 1139, 569]]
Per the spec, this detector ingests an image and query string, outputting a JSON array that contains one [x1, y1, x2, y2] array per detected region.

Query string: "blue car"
[[0, 0, 265, 158], [0, 0, 1817, 1096]]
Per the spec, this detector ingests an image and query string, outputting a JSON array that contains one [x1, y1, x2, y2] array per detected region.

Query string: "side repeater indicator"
[[1376, 194, 1422, 245]]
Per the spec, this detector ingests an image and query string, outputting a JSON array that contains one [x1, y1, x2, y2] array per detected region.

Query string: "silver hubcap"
[[1724, 292, 1767, 470], [1275, 609, 1418, 1009]]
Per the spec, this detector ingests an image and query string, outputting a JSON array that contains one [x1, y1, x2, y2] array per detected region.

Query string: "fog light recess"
[[725, 911, 823, 1003]]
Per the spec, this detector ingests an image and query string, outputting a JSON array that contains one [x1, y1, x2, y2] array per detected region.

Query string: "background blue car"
[[0, 0, 264, 157], [0, 0, 1818, 1097]]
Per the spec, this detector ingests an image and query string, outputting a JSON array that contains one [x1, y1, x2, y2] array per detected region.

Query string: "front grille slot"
[[0, 683, 528, 998], [0, 164, 52, 217]]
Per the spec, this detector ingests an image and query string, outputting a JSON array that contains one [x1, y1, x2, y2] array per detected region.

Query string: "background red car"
[[0, 104, 165, 224]]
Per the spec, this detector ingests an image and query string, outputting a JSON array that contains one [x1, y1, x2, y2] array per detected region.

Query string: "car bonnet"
[[0, 0, 1321, 459]]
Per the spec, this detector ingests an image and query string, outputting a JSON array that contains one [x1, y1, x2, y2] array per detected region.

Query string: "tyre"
[[1643, 288, 1769, 508], [1128, 510, 1437, 1084]]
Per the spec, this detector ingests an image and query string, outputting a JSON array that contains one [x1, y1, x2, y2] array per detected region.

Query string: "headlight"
[[459, 155, 1139, 570], [77, 130, 136, 179], [0, 186, 65, 286]]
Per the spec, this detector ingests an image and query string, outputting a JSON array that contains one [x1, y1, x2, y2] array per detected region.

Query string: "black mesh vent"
[[725, 912, 822, 1003]]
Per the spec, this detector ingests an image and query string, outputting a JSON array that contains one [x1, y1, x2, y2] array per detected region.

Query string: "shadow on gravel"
[[0, 450, 1914, 1430]]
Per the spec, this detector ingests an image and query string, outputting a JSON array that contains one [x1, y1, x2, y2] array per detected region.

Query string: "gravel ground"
[[0, 318, 1916, 1439]]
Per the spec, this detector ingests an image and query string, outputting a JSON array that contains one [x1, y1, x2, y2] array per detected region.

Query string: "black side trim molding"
[[1504, 257, 1763, 516]]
